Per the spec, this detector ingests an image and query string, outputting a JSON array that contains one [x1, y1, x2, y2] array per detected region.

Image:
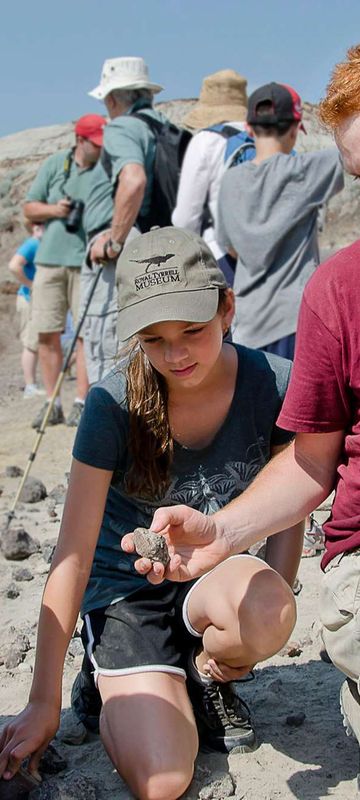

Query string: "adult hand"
[[122, 505, 233, 584], [53, 198, 71, 219], [89, 233, 109, 264], [0, 701, 60, 780]]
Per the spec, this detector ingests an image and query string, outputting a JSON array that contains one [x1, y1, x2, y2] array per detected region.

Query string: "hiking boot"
[[187, 675, 257, 753], [71, 658, 102, 734], [31, 401, 65, 430], [66, 401, 84, 427], [340, 678, 360, 743]]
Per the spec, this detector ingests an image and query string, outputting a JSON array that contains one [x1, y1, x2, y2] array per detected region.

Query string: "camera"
[[65, 199, 85, 233]]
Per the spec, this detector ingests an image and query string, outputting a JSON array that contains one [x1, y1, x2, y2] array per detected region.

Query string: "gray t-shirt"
[[216, 148, 344, 348], [73, 344, 292, 615]]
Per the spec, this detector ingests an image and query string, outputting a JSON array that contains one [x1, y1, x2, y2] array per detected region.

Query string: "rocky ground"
[[1, 98, 360, 798], [0, 317, 359, 799]]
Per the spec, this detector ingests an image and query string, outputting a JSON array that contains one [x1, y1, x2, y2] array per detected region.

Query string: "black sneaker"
[[187, 675, 257, 753], [31, 401, 65, 430], [71, 657, 102, 734], [66, 401, 84, 427]]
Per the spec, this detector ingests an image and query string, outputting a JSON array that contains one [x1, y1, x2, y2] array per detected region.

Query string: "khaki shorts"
[[16, 294, 38, 352], [320, 549, 360, 687], [31, 265, 81, 335]]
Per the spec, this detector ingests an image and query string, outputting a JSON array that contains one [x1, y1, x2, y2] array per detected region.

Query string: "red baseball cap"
[[247, 82, 306, 133], [75, 114, 106, 146]]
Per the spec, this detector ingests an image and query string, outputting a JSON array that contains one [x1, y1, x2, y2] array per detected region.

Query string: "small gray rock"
[[42, 539, 57, 564], [5, 465, 24, 478], [0, 527, 40, 560], [199, 772, 235, 799], [29, 770, 96, 799], [56, 709, 87, 746], [48, 485, 67, 504], [39, 744, 67, 775], [286, 712, 306, 727], [67, 638, 84, 659], [19, 477, 47, 504], [6, 582, 20, 599], [3, 633, 30, 669], [133, 527, 170, 566], [13, 566, 34, 582]]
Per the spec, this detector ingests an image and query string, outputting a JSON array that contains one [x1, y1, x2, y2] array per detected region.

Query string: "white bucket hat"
[[89, 56, 164, 100]]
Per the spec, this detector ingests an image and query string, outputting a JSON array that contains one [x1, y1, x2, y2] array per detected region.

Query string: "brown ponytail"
[[123, 341, 173, 498]]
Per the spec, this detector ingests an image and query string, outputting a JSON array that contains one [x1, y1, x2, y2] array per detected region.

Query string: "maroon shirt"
[[277, 240, 360, 568]]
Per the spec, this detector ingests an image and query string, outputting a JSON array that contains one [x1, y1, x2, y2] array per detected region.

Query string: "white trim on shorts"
[[84, 613, 186, 685], [182, 553, 268, 637]]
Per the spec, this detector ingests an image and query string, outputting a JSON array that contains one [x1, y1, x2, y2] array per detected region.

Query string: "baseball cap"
[[247, 82, 306, 132], [74, 114, 106, 146], [116, 227, 227, 340]]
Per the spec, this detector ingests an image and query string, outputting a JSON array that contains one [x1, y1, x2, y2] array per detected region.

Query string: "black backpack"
[[132, 112, 192, 231], [101, 111, 191, 232]]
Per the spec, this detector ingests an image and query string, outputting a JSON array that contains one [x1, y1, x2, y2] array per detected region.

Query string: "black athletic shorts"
[[82, 579, 201, 683]]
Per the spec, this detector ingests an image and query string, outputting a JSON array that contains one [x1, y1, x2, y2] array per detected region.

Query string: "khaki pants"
[[320, 550, 360, 689]]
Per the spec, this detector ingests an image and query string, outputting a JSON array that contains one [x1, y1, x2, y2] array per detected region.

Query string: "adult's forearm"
[[110, 164, 146, 243], [214, 435, 341, 555], [24, 201, 58, 222]]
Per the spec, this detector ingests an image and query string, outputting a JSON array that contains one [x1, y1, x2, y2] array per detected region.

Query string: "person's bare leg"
[[98, 671, 198, 800], [21, 347, 38, 386], [75, 337, 89, 401], [186, 556, 296, 676], [38, 332, 63, 398], [265, 523, 304, 587]]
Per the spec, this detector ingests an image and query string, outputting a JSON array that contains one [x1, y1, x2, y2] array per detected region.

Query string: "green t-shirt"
[[26, 149, 96, 267], [72, 344, 293, 615], [84, 100, 165, 235]]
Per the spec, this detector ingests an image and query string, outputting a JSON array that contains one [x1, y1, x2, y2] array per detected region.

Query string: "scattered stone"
[[0, 178, 12, 198], [13, 566, 34, 582], [279, 641, 303, 658], [39, 744, 67, 775], [19, 477, 47, 504], [286, 712, 306, 727], [199, 772, 235, 799], [0, 527, 40, 560], [2, 633, 30, 669], [6, 581, 20, 599], [48, 508, 57, 519], [133, 527, 170, 566], [48, 485, 67, 504], [29, 770, 96, 799], [67, 638, 84, 659], [18, 661, 33, 674], [292, 577, 303, 595], [5, 465, 24, 478], [42, 539, 57, 564], [56, 709, 87, 746]]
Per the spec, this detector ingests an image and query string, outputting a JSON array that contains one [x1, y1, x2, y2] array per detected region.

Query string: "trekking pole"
[[4, 266, 103, 531]]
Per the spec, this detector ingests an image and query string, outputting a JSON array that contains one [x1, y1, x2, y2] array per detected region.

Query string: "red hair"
[[319, 44, 360, 128]]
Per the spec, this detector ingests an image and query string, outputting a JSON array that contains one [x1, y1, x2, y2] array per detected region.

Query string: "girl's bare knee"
[[134, 769, 193, 800]]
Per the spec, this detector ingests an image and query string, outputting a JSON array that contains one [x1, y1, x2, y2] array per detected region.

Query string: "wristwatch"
[[105, 238, 124, 257]]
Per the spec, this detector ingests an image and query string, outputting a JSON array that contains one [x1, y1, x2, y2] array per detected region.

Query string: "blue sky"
[[1, 0, 360, 137]]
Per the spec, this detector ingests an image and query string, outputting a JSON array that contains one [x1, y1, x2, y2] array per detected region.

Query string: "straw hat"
[[183, 70, 248, 130]]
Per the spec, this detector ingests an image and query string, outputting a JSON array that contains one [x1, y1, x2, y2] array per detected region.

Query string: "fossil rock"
[[133, 528, 170, 566]]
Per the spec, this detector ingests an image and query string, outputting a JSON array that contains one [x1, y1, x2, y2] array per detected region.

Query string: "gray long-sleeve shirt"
[[216, 148, 344, 348]]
